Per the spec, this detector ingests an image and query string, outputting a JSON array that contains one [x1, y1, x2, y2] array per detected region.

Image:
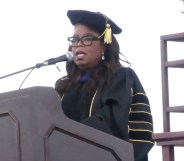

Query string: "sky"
[[0, 0, 184, 160]]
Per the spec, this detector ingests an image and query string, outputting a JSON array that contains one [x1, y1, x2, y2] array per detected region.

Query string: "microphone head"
[[66, 51, 73, 62]]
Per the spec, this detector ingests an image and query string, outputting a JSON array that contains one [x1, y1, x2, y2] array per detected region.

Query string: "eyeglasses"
[[67, 35, 100, 47]]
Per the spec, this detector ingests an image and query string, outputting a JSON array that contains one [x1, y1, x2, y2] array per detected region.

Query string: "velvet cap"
[[67, 10, 122, 35]]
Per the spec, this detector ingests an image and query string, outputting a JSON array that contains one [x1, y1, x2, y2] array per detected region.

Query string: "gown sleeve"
[[100, 68, 155, 161], [128, 68, 155, 161]]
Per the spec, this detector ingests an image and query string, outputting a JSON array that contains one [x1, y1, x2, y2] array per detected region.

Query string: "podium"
[[0, 86, 134, 161]]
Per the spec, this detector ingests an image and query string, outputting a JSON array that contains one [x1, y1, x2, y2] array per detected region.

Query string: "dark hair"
[[55, 35, 122, 97]]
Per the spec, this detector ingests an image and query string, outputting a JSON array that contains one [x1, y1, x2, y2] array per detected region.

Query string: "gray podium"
[[0, 86, 134, 161]]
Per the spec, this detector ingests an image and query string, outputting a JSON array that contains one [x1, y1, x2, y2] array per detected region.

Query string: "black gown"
[[59, 67, 154, 161]]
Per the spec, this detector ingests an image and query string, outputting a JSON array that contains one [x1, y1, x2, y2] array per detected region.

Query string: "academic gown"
[[60, 67, 155, 161]]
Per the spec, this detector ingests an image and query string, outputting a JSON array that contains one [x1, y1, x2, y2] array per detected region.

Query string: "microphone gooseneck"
[[0, 51, 73, 80], [43, 51, 73, 66], [34, 51, 73, 68]]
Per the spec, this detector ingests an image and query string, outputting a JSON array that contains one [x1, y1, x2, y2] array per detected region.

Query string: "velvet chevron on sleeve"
[[129, 89, 153, 144], [128, 70, 154, 161]]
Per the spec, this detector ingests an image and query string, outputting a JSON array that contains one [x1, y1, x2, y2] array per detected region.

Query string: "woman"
[[55, 9, 154, 161]]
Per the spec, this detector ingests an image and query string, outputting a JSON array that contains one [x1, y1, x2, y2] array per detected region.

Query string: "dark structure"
[[0, 86, 134, 161], [153, 32, 184, 161]]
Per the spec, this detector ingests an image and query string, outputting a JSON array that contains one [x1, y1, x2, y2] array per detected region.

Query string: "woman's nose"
[[76, 40, 84, 47]]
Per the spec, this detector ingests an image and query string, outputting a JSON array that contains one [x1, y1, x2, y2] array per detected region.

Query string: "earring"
[[102, 53, 105, 60]]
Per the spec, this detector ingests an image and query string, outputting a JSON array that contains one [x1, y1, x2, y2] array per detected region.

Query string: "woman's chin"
[[77, 63, 88, 70]]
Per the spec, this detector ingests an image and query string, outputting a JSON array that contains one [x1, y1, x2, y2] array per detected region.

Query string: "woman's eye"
[[71, 38, 79, 43], [83, 36, 93, 41]]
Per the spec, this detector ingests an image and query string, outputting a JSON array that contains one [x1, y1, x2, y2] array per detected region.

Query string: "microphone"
[[43, 51, 73, 66], [0, 51, 73, 80]]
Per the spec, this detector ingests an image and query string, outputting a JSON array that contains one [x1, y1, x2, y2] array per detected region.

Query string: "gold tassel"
[[97, 12, 112, 44], [104, 23, 112, 44]]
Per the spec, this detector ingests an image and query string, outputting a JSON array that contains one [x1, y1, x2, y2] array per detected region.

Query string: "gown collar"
[[79, 71, 90, 82]]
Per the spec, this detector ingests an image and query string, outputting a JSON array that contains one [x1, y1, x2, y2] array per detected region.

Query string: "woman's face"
[[70, 24, 104, 70]]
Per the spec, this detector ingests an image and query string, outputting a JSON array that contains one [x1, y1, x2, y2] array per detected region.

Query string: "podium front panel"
[[0, 86, 134, 161]]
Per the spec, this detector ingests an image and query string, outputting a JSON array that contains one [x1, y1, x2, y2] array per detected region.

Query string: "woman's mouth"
[[77, 53, 85, 59], [75, 51, 86, 60]]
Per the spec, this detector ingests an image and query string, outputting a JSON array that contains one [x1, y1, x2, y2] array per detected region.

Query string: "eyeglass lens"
[[68, 35, 99, 47]]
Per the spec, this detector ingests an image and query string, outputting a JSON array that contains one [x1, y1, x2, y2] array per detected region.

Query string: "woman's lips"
[[77, 53, 85, 59], [75, 51, 86, 59]]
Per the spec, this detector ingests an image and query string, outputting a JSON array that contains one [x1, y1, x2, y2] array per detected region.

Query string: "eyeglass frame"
[[67, 34, 101, 47]]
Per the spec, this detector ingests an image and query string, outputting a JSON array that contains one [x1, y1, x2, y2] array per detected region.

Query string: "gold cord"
[[89, 90, 98, 117]]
